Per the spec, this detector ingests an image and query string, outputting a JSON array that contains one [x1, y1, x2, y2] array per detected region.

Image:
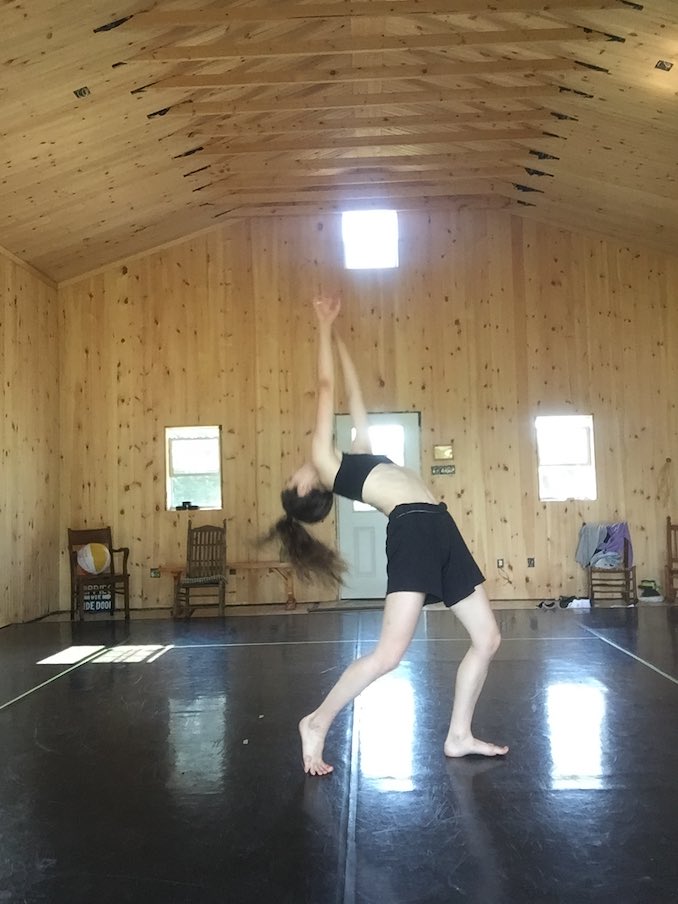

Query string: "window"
[[341, 209, 399, 269], [535, 415, 597, 501], [165, 425, 222, 510]]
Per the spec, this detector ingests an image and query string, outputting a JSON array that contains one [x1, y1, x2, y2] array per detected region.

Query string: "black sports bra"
[[332, 453, 393, 502]]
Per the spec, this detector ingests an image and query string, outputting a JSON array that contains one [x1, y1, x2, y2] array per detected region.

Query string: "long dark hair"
[[262, 487, 346, 585]]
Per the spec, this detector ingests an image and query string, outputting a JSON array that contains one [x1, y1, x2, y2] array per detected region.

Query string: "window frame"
[[165, 425, 223, 511], [534, 414, 597, 502]]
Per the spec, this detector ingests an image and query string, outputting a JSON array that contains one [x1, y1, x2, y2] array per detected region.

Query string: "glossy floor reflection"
[[0, 606, 676, 903]]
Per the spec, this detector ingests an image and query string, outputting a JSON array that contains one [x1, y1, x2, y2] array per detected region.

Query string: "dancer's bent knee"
[[472, 628, 501, 659], [369, 648, 404, 676]]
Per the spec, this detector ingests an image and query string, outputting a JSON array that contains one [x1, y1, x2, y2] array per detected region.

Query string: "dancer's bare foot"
[[444, 733, 509, 758], [299, 714, 334, 776]]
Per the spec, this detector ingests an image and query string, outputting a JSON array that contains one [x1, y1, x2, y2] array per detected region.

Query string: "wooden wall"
[[57, 211, 678, 610], [0, 249, 59, 627]]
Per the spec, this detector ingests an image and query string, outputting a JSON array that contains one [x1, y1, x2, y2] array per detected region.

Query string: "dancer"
[[266, 296, 507, 775]]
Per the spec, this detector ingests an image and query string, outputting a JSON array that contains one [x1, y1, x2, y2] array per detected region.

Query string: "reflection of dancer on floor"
[[445, 758, 505, 899], [266, 296, 508, 775]]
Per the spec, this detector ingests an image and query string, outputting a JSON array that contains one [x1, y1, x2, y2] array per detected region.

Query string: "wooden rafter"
[[209, 194, 513, 219], [191, 166, 524, 192], [199, 150, 530, 174], [294, 150, 530, 168], [183, 109, 561, 137], [198, 127, 553, 156], [126, 1, 626, 27], [155, 59, 580, 89], [167, 85, 568, 116], [132, 28, 614, 62], [202, 179, 510, 205]]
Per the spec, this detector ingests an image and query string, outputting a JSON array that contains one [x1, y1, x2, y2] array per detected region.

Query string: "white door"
[[335, 412, 422, 599]]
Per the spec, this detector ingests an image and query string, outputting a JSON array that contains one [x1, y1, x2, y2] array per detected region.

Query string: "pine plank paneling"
[[0, 248, 59, 626], [59, 211, 678, 608]]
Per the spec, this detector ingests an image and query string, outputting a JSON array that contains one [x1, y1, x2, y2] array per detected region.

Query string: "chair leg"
[[219, 581, 225, 617], [124, 577, 130, 620], [284, 570, 296, 610]]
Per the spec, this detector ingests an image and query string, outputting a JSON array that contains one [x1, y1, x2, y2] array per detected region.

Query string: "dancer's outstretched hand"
[[313, 295, 341, 324]]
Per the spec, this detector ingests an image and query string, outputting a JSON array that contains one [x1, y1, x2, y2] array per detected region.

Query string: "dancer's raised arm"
[[261, 295, 345, 587], [310, 296, 342, 486], [334, 333, 372, 454]]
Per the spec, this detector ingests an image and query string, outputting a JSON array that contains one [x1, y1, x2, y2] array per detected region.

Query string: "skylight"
[[341, 209, 399, 270]]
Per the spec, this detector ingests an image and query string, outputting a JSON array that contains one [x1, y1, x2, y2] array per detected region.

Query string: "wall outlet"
[[150, 567, 160, 578], [527, 557, 535, 568], [496, 558, 505, 568]]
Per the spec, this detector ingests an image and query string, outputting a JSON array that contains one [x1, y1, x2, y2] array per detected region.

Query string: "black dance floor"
[[1, 605, 677, 904]]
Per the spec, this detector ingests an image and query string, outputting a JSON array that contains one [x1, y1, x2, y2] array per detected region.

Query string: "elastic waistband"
[[389, 501, 447, 520]]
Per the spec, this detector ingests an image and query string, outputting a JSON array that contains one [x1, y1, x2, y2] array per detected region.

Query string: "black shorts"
[[385, 502, 485, 606]]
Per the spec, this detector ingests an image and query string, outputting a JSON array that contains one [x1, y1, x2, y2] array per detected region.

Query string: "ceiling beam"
[[204, 179, 509, 206], [207, 195, 513, 221], [211, 196, 513, 222], [126, 1, 626, 27], [155, 59, 580, 89], [197, 150, 530, 175], [294, 150, 530, 168], [191, 166, 524, 192], [132, 28, 613, 62], [198, 127, 552, 155], [162, 84, 567, 116], [183, 109, 559, 137]]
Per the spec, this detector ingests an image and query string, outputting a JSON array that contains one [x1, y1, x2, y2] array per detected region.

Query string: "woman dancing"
[[266, 296, 507, 775]]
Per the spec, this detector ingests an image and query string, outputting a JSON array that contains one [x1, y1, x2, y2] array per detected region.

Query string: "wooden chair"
[[174, 520, 227, 619], [666, 516, 678, 603], [68, 527, 130, 621], [588, 536, 637, 607]]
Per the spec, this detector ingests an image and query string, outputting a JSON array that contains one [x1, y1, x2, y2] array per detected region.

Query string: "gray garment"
[[590, 551, 622, 568], [575, 523, 607, 567]]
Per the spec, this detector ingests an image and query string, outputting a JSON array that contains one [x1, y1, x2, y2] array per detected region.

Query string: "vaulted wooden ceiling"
[[1, 0, 676, 282]]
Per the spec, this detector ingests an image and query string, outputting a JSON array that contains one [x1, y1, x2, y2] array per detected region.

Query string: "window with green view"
[[165, 425, 222, 510]]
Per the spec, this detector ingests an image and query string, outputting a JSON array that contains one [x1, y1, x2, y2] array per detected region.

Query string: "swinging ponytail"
[[261, 488, 346, 586]]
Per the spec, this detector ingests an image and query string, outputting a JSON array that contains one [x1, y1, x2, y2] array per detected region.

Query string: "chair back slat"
[[668, 517, 678, 565], [185, 520, 227, 578], [667, 517, 678, 604]]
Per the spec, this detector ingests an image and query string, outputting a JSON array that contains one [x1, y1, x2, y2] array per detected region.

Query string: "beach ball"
[[77, 542, 111, 574]]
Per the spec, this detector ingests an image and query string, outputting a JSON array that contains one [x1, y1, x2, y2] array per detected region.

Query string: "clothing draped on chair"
[[174, 520, 227, 618], [576, 521, 633, 569], [576, 521, 636, 606]]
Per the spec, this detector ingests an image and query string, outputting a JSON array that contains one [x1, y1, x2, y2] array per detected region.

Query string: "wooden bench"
[[228, 561, 296, 609], [161, 560, 296, 613]]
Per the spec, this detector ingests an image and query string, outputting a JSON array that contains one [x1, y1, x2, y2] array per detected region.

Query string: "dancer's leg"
[[300, 591, 425, 775], [444, 584, 508, 757]]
